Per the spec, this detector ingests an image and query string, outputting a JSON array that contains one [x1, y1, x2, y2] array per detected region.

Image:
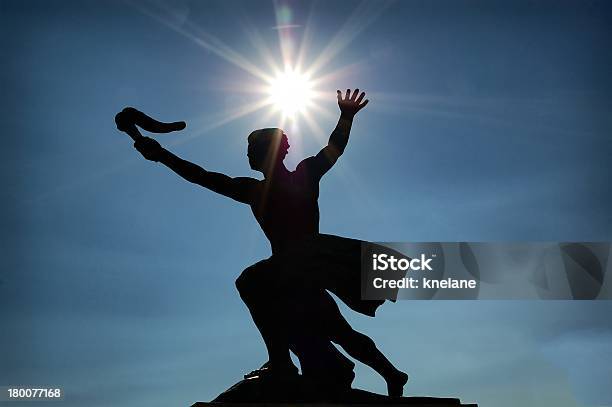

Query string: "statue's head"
[[247, 128, 290, 173]]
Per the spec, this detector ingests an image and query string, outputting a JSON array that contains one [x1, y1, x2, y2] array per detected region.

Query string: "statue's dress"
[[270, 233, 389, 316], [247, 155, 403, 318]]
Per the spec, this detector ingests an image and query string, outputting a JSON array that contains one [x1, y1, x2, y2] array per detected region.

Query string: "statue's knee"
[[236, 259, 274, 302], [235, 272, 248, 295], [235, 266, 257, 296]]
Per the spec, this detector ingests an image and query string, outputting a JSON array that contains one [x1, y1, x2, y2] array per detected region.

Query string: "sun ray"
[[273, 1, 299, 69], [165, 98, 274, 148], [294, 2, 317, 73], [232, 4, 284, 75], [242, 25, 283, 75], [306, 101, 338, 122], [309, 60, 367, 90], [306, 0, 393, 77], [300, 110, 328, 144], [129, 0, 273, 83], [254, 104, 282, 129]]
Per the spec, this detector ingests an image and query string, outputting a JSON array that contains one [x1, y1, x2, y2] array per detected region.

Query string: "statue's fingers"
[[337, 90, 342, 103], [358, 99, 369, 110], [345, 88, 351, 100], [351, 88, 360, 101], [356, 91, 366, 104]]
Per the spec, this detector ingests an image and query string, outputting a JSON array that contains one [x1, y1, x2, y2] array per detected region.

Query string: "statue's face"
[[247, 134, 290, 172]]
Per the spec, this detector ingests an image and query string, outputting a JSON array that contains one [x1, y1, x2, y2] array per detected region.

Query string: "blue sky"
[[1, 1, 611, 406]]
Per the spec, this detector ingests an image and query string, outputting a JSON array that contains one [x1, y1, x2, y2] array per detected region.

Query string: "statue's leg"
[[323, 292, 408, 397], [286, 288, 355, 392], [235, 259, 297, 375]]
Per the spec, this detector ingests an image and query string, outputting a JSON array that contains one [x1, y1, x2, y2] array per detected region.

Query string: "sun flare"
[[267, 68, 314, 119], [132, 0, 390, 138]]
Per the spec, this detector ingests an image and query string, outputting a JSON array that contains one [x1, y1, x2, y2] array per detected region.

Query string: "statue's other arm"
[[134, 137, 258, 204], [303, 89, 369, 180]]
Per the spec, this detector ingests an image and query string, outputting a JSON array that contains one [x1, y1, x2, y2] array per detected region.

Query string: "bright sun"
[[136, 0, 390, 137], [268, 68, 314, 119]]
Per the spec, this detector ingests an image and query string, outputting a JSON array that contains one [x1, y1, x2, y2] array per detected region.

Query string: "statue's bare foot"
[[385, 370, 408, 397]]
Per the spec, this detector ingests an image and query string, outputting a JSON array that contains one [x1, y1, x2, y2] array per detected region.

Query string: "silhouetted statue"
[[116, 89, 407, 400]]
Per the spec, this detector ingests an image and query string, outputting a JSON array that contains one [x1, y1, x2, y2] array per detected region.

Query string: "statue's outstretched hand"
[[134, 136, 164, 162], [337, 88, 369, 118]]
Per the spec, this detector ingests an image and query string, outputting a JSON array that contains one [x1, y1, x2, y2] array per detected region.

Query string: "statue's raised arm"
[[301, 89, 369, 181]]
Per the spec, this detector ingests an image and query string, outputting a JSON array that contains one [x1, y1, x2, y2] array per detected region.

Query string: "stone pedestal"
[[190, 378, 477, 407]]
